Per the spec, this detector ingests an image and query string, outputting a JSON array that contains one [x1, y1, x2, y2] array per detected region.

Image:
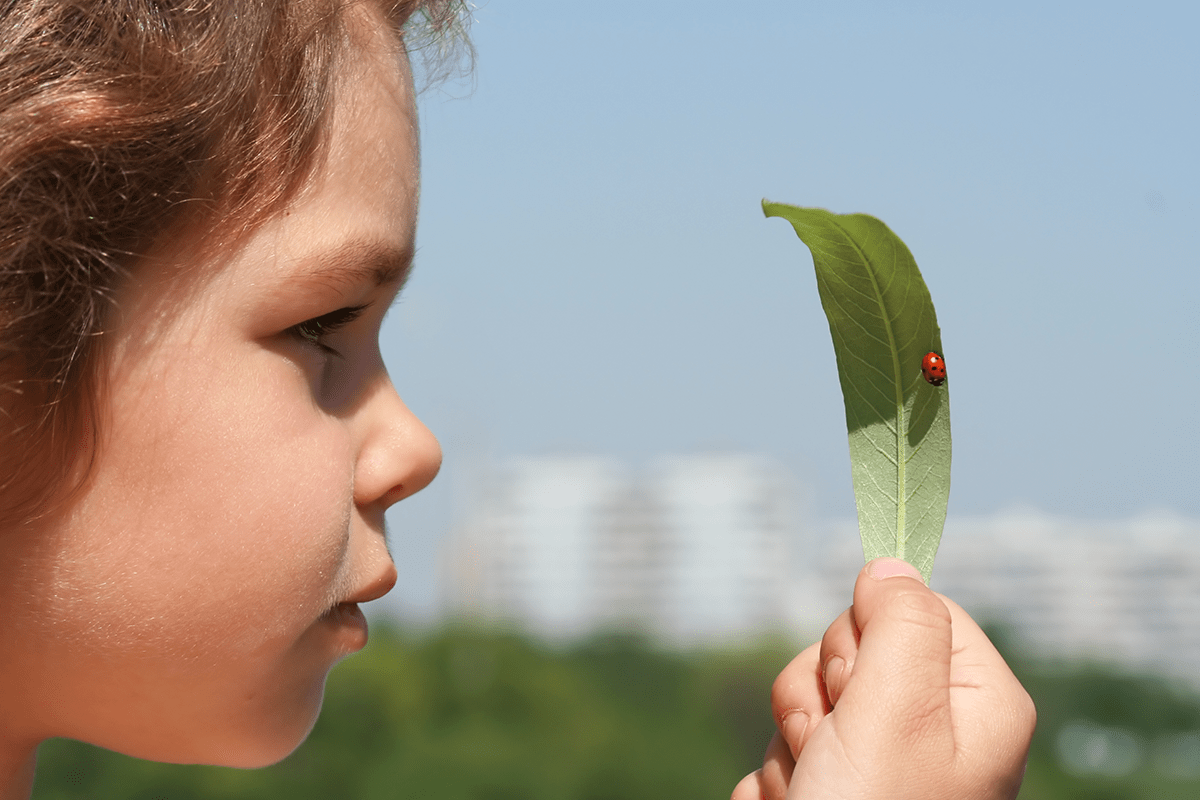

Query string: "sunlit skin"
[[0, 7, 440, 797]]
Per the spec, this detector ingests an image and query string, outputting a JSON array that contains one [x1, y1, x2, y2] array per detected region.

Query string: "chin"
[[185, 673, 331, 769], [205, 738, 312, 770], [85, 711, 322, 772], [200, 711, 323, 769]]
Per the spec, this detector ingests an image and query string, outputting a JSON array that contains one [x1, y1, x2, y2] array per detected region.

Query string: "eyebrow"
[[292, 240, 416, 296]]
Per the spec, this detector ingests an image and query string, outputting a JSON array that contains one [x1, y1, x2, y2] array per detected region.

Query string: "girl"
[[0, 1, 446, 795], [0, 2, 1033, 798]]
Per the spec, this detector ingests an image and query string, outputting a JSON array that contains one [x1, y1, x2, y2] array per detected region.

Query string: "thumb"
[[836, 558, 955, 752]]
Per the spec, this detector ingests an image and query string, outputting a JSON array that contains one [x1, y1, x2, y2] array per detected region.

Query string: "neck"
[[0, 742, 35, 800]]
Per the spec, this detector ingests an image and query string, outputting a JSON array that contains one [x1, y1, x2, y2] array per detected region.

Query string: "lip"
[[322, 602, 369, 653]]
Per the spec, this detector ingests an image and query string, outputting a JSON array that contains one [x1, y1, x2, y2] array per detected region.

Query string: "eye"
[[288, 304, 368, 358]]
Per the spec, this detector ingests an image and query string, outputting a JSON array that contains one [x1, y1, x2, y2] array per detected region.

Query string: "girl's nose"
[[353, 374, 442, 510]]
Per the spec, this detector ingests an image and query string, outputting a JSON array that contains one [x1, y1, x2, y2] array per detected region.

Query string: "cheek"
[[44, 349, 354, 657]]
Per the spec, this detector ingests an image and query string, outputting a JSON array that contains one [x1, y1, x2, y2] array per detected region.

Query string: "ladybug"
[[921, 351, 946, 386]]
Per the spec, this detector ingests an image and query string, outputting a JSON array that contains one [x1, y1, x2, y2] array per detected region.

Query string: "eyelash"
[[289, 305, 368, 358]]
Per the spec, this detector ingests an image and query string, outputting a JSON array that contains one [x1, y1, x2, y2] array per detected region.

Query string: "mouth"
[[321, 602, 369, 652], [318, 564, 395, 652]]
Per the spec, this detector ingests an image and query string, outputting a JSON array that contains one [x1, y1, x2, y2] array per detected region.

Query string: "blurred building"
[[648, 455, 794, 643], [442, 453, 799, 644], [441, 455, 627, 639], [935, 510, 1200, 688], [442, 455, 1200, 689], [808, 509, 1200, 689]]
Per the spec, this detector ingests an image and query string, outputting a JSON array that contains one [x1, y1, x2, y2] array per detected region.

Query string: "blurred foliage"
[[33, 622, 1200, 799], [999, 630, 1200, 800]]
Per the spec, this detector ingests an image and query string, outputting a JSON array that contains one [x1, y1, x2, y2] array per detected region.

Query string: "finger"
[[759, 731, 794, 800], [730, 770, 764, 800], [836, 558, 956, 752], [770, 641, 827, 757], [817, 605, 859, 707], [938, 592, 1037, 783]]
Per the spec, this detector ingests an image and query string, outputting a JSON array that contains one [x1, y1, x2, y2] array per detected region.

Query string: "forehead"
[[115, 10, 419, 334], [237, 29, 418, 291], [314, 8, 419, 206]]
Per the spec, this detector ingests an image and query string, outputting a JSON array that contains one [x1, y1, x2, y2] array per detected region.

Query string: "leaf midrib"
[[829, 220, 907, 559]]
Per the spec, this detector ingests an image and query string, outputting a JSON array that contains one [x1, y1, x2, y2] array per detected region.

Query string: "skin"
[[0, 7, 439, 798], [731, 558, 1036, 800]]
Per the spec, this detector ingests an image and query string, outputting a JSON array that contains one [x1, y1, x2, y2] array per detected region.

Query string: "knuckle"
[[1013, 685, 1038, 740], [770, 671, 804, 723], [769, 646, 817, 718], [769, 676, 791, 721], [990, 677, 1038, 747], [887, 587, 952, 632]]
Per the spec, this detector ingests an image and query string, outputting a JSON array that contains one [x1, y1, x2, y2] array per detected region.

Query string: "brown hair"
[[0, 0, 468, 528]]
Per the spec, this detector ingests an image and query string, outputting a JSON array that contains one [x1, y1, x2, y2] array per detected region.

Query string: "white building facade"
[[443, 455, 1200, 688], [443, 453, 799, 644]]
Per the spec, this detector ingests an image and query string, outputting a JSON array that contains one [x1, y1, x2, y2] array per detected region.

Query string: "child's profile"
[[0, 1, 445, 794], [0, 2, 1034, 798]]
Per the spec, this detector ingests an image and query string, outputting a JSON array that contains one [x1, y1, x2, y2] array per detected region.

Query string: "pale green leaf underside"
[[763, 201, 951, 583]]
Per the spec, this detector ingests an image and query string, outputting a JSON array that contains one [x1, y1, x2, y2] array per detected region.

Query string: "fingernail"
[[781, 711, 809, 760], [868, 557, 924, 582], [823, 655, 846, 704]]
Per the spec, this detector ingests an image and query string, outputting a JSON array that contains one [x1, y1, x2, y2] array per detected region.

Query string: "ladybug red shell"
[[921, 351, 946, 386]]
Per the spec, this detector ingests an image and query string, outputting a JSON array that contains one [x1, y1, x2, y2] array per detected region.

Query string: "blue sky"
[[382, 0, 1200, 613]]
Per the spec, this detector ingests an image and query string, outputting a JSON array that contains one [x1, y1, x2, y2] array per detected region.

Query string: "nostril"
[[384, 433, 441, 506]]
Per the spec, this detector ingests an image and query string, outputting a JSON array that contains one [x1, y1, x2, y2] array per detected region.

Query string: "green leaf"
[[763, 202, 951, 583]]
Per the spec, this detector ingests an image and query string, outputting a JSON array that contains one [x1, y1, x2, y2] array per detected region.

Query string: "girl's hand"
[[732, 558, 1035, 800]]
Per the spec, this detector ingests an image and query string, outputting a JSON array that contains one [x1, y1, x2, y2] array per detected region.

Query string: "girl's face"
[[0, 11, 439, 767]]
